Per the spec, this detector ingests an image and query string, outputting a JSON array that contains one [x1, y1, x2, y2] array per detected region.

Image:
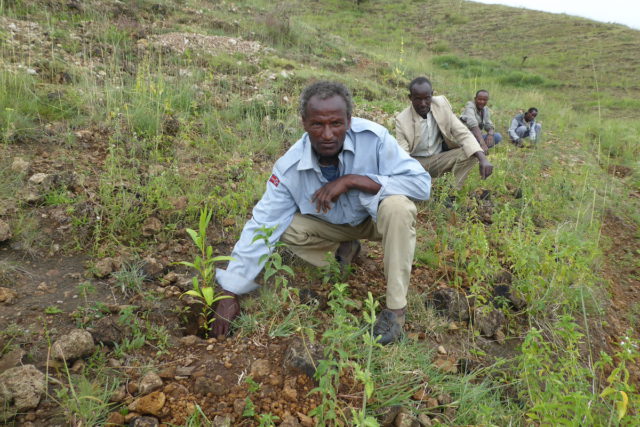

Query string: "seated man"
[[213, 81, 431, 344], [395, 77, 493, 191], [509, 107, 541, 146], [460, 89, 502, 152]]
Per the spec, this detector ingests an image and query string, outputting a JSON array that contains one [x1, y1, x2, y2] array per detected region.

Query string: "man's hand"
[[485, 134, 495, 149], [474, 151, 493, 179], [212, 291, 240, 338], [312, 176, 350, 213], [312, 174, 381, 213]]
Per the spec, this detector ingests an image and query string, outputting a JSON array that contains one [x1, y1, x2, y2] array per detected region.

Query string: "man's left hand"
[[312, 177, 350, 213], [312, 175, 382, 213]]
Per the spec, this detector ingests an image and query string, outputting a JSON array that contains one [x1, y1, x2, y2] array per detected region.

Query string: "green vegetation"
[[0, 0, 638, 424]]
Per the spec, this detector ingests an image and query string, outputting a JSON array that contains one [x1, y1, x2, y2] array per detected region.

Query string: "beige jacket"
[[395, 96, 482, 158]]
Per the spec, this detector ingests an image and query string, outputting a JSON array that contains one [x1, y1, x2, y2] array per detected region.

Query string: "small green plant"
[[45, 305, 63, 315], [178, 207, 233, 337], [351, 292, 383, 426], [112, 261, 146, 296], [183, 404, 212, 426], [257, 413, 279, 426], [254, 225, 294, 289]]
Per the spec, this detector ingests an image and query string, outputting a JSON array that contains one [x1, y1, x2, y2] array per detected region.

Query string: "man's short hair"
[[408, 76, 432, 94], [527, 107, 538, 114], [299, 81, 353, 119], [475, 89, 489, 97]]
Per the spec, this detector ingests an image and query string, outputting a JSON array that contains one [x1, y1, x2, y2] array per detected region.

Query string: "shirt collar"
[[297, 130, 355, 171]]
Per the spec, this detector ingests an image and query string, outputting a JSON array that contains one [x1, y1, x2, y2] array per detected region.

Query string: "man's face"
[[409, 83, 433, 119], [302, 95, 351, 158], [524, 110, 537, 122], [474, 92, 489, 110]]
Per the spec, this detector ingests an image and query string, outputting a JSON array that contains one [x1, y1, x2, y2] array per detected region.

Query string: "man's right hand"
[[212, 291, 240, 338], [474, 151, 493, 179]]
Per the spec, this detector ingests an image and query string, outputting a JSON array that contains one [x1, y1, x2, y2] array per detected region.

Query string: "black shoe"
[[335, 240, 361, 270], [372, 309, 404, 345]]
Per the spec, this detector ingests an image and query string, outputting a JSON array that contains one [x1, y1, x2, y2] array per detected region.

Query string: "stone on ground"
[[51, 329, 95, 361], [0, 219, 11, 242], [0, 365, 46, 420]]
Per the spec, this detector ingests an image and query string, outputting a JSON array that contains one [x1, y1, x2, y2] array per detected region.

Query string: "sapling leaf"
[[183, 290, 201, 298], [185, 228, 198, 244], [211, 256, 234, 262], [202, 286, 214, 306]]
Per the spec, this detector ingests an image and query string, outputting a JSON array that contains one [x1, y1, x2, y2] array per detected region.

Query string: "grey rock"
[[10, 157, 30, 174], [52, 329, 95, 361], [138, 372, 163, 395], [89, 315, 132, 346], [194, 376, 228, 396], [417, 413, 432, 426], [249, 359, 270, 379], [473, 308, 506, 337], [129, 416, 159, 427], [283, 337, 324, 378], [141, 256, 163, 278], [394, 408, 420, 427], [378, 405, 402, 426], [179, 335, 201, 346], [0, 365, 45, 420], [427, 288, 472, 321], [142, 217, 162, 237], [94, 257, 118, 278], [212, 415, 232, 427], [280, 414, 301, 427], [0, 348, 24, 373], [0, 219, 11, 242], [28, 173, 52, 186], [0, 287, 18, 304]]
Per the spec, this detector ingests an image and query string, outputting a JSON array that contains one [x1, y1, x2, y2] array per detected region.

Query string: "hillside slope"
[[0, 0, 639, 425]]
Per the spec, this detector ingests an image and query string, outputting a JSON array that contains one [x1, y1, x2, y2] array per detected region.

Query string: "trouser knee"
[[378, 195, 417, 224]]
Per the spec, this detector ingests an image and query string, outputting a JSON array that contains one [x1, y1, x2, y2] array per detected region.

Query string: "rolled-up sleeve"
[[508, 117, 520, 141], [216, 169, 298, 295], [359, 130, 430, 221], [460, 104, 479, 129]]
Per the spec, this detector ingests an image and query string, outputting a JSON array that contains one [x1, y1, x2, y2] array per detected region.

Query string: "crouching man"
[[213, 81, 431, 344]]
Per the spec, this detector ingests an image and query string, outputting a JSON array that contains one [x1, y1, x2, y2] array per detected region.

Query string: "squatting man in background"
[[509, 107, 541, 147], [212, 81, 431, 344], [395, 77, 493, 192], [459, 89, 503, 152]]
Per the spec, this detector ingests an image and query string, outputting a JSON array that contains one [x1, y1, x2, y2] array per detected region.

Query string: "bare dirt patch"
[[600, 211, 640, 382]]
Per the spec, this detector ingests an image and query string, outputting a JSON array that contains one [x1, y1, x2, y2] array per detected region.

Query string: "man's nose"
[[321, 125, 333, 140]]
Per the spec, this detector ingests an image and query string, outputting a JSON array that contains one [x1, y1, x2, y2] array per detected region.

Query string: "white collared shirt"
[[413, 111, 443, 157]]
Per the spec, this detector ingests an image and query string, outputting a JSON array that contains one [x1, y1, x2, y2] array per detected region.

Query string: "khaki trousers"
[[280, 195, 417, 310], [413, 148, 477, 190]]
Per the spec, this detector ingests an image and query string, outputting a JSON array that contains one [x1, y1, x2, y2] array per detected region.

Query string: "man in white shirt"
[[212, 81, 431, 344], [395, 77, 493, 190]]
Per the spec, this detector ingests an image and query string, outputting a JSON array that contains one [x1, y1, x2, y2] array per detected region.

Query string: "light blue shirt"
[[216, 117, 431, 295]]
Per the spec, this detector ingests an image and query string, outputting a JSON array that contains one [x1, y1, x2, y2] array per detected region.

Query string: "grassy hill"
[[1, 0, 639, 425]]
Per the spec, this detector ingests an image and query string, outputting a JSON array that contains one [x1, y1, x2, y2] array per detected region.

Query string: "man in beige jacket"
[[395, 77, 493, 190]]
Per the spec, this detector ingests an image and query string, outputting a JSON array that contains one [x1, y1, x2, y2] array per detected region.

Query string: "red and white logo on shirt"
[[269, 174, 280, 187]]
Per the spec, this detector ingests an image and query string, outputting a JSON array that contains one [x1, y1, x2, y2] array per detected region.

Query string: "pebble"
[[437, 345, 447, 355]]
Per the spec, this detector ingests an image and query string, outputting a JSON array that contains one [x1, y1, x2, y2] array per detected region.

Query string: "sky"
[[473, 0, 640, 30]]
